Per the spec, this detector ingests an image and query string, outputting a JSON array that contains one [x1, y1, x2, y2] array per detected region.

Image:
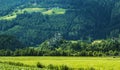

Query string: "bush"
[[89, 67, 95, 70], [47, 64, 55, 69], [78, 68, 85, 70], [47, 64, 58, 70], [3, 61, 25, 66], [47, 64, 71, 70], [59, 65, 69, 70], [37, 62, 45, 68], [8, 62, 24, 66]]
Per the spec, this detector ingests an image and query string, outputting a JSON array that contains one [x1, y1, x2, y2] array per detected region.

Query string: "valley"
[[0, 0, 120, 70]]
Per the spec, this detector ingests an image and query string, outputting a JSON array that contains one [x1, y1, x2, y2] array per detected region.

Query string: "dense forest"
[[0, 33, 120, 56], [0, 0, 120, 46], [0, 0, 120, 56], [0, 39, 120, 56]]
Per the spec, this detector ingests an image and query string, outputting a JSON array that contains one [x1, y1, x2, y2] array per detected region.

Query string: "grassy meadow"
[[0, 56, 120, 70], [0, 63, 41, 70], [0, 7, 66, 20]]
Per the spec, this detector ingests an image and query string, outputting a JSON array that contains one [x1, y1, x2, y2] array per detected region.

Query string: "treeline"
[[0, 38, 120, 56]]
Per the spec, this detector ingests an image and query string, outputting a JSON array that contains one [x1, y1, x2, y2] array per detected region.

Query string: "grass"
[[43, 8, 66, 15], [0, 15, 17, 20], [23, 8, 46, 13], [0, 63, 43, 70], [0, 7, 66, 20], [0, 56, 120, 70]]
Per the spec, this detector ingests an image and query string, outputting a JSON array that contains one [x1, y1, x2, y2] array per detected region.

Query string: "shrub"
[[78, 68, 85, 70], [47, 64, 55, 69], [59, 65, 69, 70], [47, 64, 71, 70], [89, 67, 95, 70], [47, 64, 58, 70], [8, 62, 24, 66], [37, 62, 45, 68]]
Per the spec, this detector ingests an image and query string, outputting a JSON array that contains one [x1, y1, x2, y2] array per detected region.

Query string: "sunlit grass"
[[0, 63, 42, 70], [0, 15, 17, 20], [43, 10, 53, 15], [43, 8, 66, 15], [0, 7, 66, 20], [0, 56, 120, 70], [23, 8, 46, 13]]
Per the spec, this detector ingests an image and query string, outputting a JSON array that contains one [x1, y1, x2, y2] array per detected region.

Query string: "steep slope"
[[0, 0, 27, 16], [108, 1, 120, 38], [0, 0, 120, 46], [0, 35, 24, 50]]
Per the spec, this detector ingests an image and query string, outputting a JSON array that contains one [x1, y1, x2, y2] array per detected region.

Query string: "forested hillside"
[[0, 0, 120, 46]]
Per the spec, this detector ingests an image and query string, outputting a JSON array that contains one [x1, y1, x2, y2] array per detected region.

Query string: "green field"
[[0, 63, 41, 70], [0, 7, 66, 20], [0, 57, 120, 70]]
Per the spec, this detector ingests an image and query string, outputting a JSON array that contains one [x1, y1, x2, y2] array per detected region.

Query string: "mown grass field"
[[0, 56, 120, 70]]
